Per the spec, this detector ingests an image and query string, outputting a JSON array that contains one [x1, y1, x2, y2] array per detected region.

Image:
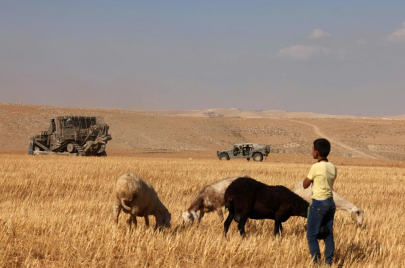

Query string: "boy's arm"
[[303, 164, 315, 189], [303, 177, 312, 189]]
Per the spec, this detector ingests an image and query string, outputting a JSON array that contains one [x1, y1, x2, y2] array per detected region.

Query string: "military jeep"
[[217, 143, 270, 162]]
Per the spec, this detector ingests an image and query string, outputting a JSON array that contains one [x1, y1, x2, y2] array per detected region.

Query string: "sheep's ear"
[[191, 211, 199, 222]]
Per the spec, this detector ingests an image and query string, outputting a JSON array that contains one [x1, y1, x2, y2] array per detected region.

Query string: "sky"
[[1, 1, 404, 116]]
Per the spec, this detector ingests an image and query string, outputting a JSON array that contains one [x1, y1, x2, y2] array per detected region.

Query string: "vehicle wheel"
[[67, 143, 76, 153], [98, 151, 107, 157], [219, 153, 230, 161], [253, 153, 263, 162], [246, 158, 250, 161]]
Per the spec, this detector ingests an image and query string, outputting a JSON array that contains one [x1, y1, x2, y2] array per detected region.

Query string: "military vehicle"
[[27, 116, 112, 156], [217, 143, 270, 162]]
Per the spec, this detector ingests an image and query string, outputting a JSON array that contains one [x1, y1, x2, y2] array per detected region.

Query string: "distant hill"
[[1, 103, 404, 160], [148, 108, 405, 120]]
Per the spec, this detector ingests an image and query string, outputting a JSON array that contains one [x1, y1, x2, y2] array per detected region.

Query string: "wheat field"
[[0, 154, 404, 267]]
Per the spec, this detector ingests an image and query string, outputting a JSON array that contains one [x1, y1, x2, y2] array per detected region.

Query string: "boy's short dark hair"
[[314, 138, 330, 157]]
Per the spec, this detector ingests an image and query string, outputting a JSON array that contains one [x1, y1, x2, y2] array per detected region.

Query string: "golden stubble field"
[[1, 154, 404, 267]]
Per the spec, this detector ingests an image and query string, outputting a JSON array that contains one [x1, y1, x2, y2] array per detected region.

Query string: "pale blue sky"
[[1, 1, 404, 116]]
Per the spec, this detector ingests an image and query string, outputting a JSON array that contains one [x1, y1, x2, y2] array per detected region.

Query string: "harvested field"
[[1, 153, 404, 267]]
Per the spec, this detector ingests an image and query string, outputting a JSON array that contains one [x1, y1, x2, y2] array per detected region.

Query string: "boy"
[[303, 138, 337, 265]]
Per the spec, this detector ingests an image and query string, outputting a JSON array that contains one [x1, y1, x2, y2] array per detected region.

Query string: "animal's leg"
[[130, 214, 137, 229], [144, 215, 150, 227], [198, 211, 205, 222], [153, 214, 162, 231], [274, 205, 290, 235], [155, 222, 164, 232], [274, 218, 283, 235], [224, 212, 234, 237], [126, 214, 132, 230], [112, 203, 121, 225], [245, 218, 250, 230], [237, 215, 248, 237], [216, 208, 224, 222]]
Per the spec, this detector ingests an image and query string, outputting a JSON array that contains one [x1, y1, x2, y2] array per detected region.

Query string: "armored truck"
[[27, 116, 112, 156], [217, 143, 270, 162]]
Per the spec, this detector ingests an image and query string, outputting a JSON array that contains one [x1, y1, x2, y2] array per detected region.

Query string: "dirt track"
[[291, 120, 378, 159]]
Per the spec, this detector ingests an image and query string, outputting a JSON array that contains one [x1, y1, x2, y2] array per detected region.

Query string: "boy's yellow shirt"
[[307, 162, 337, 200]]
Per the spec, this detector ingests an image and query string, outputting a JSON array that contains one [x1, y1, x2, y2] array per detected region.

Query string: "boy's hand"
[[303, 177, 312, 189]]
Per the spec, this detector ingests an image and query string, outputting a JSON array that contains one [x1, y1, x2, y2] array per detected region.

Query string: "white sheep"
[[182, 175, 251, 224], [293, 181, 364, 226], [112, 173, 171, 229]]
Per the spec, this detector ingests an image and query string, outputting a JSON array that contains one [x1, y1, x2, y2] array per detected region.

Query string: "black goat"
[[224, 177, 309, 237]]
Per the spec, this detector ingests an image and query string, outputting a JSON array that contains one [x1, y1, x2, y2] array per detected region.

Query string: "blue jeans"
[[307, 198, 336, 264]]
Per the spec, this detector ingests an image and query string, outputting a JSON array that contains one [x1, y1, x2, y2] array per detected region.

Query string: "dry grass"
[[0, 154, 404, 267]]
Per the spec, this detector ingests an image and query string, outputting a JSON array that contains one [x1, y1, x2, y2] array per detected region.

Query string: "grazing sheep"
[[293, 181, 364, 226], [182, 175, 251, 224], [112, 173, 171, 230], [224, 177, 309, 237]]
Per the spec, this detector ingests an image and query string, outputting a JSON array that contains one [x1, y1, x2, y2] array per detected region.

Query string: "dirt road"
[[292, 120, 377, 159]]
